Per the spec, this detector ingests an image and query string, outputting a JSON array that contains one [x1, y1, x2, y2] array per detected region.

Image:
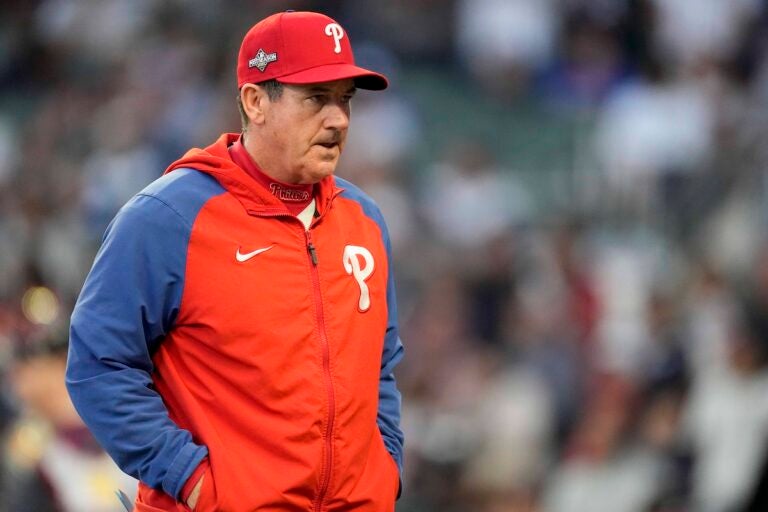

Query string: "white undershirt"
[[296, 199, 316, 230]]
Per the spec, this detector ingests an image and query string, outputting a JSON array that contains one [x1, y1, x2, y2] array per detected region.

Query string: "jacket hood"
[[164, 133, 339, 216]]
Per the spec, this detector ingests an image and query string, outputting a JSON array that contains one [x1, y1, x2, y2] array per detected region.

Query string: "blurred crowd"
[[2, 0, 768, 510]]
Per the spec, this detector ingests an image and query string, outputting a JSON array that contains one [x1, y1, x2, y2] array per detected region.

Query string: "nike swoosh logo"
[[236, 245, 274, 262]]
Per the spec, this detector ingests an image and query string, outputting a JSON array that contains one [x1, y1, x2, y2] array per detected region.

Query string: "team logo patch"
[[249, 48, 277, 72], [343, 245, 374, 312], [324, 23, 344, 54]]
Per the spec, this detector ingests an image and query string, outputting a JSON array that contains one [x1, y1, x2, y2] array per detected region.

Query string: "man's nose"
[[323, 102, 350, 131]]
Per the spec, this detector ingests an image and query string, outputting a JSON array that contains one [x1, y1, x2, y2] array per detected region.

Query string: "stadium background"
[[2, 0, 768, 510]]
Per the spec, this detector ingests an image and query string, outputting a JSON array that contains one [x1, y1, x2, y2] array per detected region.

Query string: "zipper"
[[306, 229, 335, 511], [245, 203, 337, 509]]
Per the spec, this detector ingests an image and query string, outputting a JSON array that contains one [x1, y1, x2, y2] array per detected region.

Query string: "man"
[[65, 11, 404, 512], [4, 326, 137, 512]]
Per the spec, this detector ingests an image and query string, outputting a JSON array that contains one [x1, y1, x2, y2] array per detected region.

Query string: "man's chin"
[[300, 162, 338, 184]]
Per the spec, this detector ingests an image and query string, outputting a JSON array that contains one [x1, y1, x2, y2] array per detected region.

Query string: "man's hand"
[[186, 475, 204, 510]]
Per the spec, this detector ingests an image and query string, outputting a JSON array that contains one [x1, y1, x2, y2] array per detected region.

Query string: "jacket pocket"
[[188, 463, 217, 512], [134, 482, 180, 511], [378, 433, 400, 502]]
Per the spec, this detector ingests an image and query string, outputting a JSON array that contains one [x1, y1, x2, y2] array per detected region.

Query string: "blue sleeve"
[[337, 179, 405, 476], [65, 192, 207, 499], [372, 202, 406, 499], [378, 236, 405, 472]]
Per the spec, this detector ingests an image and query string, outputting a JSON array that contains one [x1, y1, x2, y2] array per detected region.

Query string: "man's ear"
[[240, 83, 268, 125]]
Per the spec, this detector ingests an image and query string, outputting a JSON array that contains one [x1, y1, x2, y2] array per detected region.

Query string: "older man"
[[66, 11, 404, 512]]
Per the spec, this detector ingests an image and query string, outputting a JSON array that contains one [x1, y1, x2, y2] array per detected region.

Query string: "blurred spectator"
[[684, 264, 738, 376], [34, 0, 158, 65], [539, 7, 633, 110], [543, 375, 665, 512], [650, 0, 761, 67], [682, 298, 768, 512], [0, 118, 18, 187], [80, 91, 163, 239], [397, 271, 492, 510], [0, 201, 30, 300], [341, 0, 454, 64], [592, 240, 657, 378], [593, 63, 716, 220], [2, 326, 136, 512], [501, 226, 596, 443], [461, 356, 554, 509], [456, 0, 559, 98], [464, 233, 519, 345], [423, 141, 532, 251]]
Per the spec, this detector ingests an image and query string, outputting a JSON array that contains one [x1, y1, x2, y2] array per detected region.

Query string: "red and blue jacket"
[[66, 133, 404, 511]]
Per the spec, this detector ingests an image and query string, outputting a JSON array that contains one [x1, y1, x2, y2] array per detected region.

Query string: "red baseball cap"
[[237, 11, 388, 90]]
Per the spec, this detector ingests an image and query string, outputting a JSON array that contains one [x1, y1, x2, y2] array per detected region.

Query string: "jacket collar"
[[165, 133, 341, 217]]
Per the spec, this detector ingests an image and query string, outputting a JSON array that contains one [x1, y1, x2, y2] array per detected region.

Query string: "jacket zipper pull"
[[306, 231, 319, 265]]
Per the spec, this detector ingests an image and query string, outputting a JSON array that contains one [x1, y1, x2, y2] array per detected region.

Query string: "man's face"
[[260, 78, 355, 184]]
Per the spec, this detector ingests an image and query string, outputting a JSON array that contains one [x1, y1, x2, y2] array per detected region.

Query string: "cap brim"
[[276, 63, 388, 90]]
